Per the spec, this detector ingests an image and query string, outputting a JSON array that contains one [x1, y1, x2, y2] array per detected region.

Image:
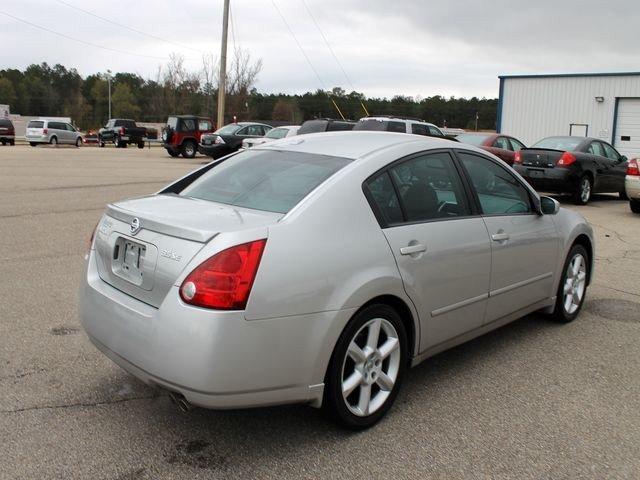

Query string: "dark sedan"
[[456, 133, 526, 166], [514, 136, 628, 205], [198, 122, 272, 159]]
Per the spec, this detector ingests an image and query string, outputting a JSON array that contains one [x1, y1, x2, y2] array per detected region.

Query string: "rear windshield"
[[167, 117, 178, 129], [180, 150, 352, 214], [28, 121, 44, 128], [215, 124, 242, 135], [298, 120, 329, 135], [533, 137, 582, 151], [266, 127, 288, 139], [457, 133, 491, 146], [115, 119, 136, 128], [0, 119, 12, 128]]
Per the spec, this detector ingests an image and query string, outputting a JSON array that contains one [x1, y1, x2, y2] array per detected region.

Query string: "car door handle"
[[400, 244, 427, 255], [491, 233, 510, 242]]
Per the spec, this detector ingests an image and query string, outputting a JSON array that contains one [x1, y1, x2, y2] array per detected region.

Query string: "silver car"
[[26, 118, 83, 147], [80, 132, 594, 428], [241, 125, 300, 149]]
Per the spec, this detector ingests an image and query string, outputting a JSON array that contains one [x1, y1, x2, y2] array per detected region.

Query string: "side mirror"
[[540, 196, 560, 215]]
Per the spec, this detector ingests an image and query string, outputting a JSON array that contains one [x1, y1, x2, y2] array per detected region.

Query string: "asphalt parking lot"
[[1, 145, 639, 480]]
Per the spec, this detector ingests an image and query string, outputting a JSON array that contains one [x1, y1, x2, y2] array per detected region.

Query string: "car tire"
[[50, 136, 58, 146], [10, 139, 14, 146], [630, 199, 640, 214], [323, 304, 408, 430], [619, 189, 629, 200], [30, 142, 37, 147], [137, 141, 145, 149], [1, 140, 5, 146], [574, 175, 592, 205], [550, 244, 589, 323], [75, 137, 82, 147], [167, 149, 180, 158], [181, 140, 196, 158]]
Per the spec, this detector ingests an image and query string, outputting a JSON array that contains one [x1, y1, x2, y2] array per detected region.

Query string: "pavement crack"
[[595, 284, 640, 298], [0, 394, 162, 414]]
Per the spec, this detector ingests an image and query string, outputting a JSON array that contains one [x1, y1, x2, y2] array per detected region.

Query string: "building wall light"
[[595, 96, 605, 103]]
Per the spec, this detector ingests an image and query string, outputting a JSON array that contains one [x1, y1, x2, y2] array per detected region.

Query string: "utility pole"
[[107, 69, 112, 119], [217, 0, 230, 129]]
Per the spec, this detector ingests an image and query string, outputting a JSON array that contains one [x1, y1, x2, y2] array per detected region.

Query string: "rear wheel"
[[1, 140, 5, 146], [550, 245, 589, 323], [619, 189, 629, 200], [574, 175, 592, 205], [630, 199, 640, 214], [75, 137, 82, 147], [137, 141, 145, 149], [30, 142, 37, 147], [167, 149, 180, 158], [113, 136, 120, 148], [50, 136, 58, 146], [9, 139, 14, 146], [181, 140, 196, 158], [323, 304, 407, 430]]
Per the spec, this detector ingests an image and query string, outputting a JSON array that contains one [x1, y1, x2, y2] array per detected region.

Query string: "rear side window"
[[387, 121, 406, 133], [327, 121, 355, 132], [180, 150, 352, 214], [493, 137, 512, 150], [458, 152, 532, 215], [601, 142, 620, 161], [180, 118, 196, 132], [364, 173, 403, 225], [49, 122, 63, 130], [587, 142, 604, 156], [167, 117, 178, 129], [28, 121, 44, 128], [509, 138, 525, 151]]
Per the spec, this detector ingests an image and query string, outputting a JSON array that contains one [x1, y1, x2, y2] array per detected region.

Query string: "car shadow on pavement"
[[103, 312, 569, 471]]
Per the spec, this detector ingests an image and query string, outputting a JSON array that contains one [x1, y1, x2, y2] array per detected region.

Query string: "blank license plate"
[[528, 169, 545, 178], [122, 241, 145, 274]]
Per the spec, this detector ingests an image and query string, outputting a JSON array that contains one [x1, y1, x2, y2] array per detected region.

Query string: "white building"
[[497, 72, 640, 159]]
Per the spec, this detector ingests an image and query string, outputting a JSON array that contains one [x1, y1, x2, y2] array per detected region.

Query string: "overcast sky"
[[1, 0, 639, 99]]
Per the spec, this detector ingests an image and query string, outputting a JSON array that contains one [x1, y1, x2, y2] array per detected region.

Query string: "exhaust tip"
[[168, 391, 192, 413]]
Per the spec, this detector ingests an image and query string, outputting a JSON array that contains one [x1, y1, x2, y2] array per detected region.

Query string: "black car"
[[297, 118, 355, 135], [198, 122, 272, 159], [514, 136, 628, 204]]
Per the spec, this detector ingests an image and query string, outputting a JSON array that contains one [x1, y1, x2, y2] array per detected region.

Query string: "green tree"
[[111, 83, 140, 119], [0, 78, 17, 107]]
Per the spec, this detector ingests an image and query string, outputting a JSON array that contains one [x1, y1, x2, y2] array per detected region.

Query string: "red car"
[[456, 133, 526, 166], [0, 118, 15, 146]]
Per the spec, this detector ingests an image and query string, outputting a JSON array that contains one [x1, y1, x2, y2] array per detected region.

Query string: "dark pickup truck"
[[98, 119, 147, 148]]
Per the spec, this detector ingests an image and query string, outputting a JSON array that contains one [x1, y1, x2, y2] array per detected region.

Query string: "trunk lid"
[[519, 148, 565, 168], [94, 194, 283, 307]]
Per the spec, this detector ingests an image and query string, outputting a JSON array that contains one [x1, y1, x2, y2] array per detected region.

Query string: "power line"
[[0, 10, 167, 60], [269, 0, 345, 119], [301, 0, 368, 115], [53, 0, 203, 56]]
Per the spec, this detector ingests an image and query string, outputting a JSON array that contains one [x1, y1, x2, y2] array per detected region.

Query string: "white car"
[[353, 116, 446, 138], [626, 158, 640, 213], [80, 132, 594, 429], [242, 125, 299, 149]]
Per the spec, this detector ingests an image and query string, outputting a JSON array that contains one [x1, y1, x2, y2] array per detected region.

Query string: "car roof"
[[235, 122, 272, 127], [256, 131, 458, 160], [360, 115, 433, 125]]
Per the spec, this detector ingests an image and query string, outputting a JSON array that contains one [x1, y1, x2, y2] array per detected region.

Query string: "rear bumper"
[[79, 251, 351, 409], [626, 175, 640, 200], [0, 134, 14, 140], [514, 165, 578, 193], [25, 135, 49, 143]]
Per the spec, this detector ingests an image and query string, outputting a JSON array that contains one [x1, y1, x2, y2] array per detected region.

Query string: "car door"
[[586, 141, 611, 192], [365, 150, 492, 351], [456, 150, 560, 322], [490, 136, 514, 164], [601, 141, 628, 193], [65, 123, 77, 143]]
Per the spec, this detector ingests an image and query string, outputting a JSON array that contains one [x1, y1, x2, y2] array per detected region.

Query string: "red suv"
[[162, 116, 214, 158], [0, 118, 15, 146]]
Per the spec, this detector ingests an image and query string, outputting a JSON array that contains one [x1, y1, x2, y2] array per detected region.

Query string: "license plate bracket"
[[112, 238, 148, 286], [527, 169, 545, 178]]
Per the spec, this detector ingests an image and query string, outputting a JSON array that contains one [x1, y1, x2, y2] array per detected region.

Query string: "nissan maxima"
[[80, 132, 594, 429]]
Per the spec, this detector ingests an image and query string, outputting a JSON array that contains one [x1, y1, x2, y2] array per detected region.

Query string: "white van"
[[26, 118, 83, 147]]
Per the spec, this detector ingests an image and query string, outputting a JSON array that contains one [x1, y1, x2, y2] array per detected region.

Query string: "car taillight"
[[43, 128, 48, 134], [180, 239, 267, 310], [628, 159, 640, 176], [119, 127, 125, 135], [557, 152, 576, 167], [514, 151, 522, 164]]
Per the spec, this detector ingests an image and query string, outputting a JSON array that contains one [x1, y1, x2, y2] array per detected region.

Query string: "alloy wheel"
[[341, 318, 401, 417], [580, 178, 591, 203], [563, 253, 587, 314]]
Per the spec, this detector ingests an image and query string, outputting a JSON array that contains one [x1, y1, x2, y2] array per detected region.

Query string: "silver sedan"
[[79, 132, 594, 429]]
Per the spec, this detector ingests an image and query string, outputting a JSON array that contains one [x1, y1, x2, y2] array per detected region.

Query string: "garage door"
[[614, 98, 640, 159]]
